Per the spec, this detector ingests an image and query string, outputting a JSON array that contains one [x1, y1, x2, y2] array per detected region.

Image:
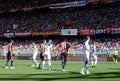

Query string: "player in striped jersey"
[[38, 40, 46, 69], [5, 40, 15, 69], [55, 38, 70, 72]]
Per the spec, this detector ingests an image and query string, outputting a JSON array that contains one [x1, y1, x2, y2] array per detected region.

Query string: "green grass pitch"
[[0, 60, 120, 81]]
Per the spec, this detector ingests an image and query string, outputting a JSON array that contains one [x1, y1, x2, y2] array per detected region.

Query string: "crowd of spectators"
[[0, 2, 119, 34], [100, 4, 120, 28], [0, 0, 79, 12]]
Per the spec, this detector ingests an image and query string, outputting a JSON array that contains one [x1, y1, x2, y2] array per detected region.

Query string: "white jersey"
[[84, 40, 90, 56], [92, 45, 96, 55], [33, 45, 38, 54], [91, 45, 97, 60], [44, 43, 52, 54], [32, 44, 38, 59], [83, 40, 90, 61]]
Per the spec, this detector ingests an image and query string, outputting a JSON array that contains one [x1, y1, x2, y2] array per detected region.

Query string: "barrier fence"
[[0, 48, 120, 61]]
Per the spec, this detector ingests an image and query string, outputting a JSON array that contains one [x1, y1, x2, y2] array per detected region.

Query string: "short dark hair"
[[10, 39, 14, 42], [86, 36, 90, 39], [62, 37, 66, 41]]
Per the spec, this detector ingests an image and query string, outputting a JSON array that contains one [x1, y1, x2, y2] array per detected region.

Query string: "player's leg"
[[85, 60, 90, 74], [34, 58, 39, 67], [31, 54, 35, 67], [10, 56, 13, 67], [64, 53, 67, 70], [32, 53, 39, 67], [42, 54, 46, 70], [34, 53, 39, 67], [91, 60, 94, 68], [5, 59, 9, 69], [39, 53, 43, 65], [38, 59, 42, 69], [5, 52, 10, 68], [94, 55, 97, 67], [10, 58, 15, 69], [81, 64, 85, 74], [85, 55, 90, 74], [80, 56, 85, 74], [31, 56, 35, 67], [42, 60, 45, 70], [114, 55, 118, 64], [113, 55, 116, 63], [48, 54, 52, 71], [48, 59, 52, 71], [61, 53, 66, 71], [38, 53, 44, 69], [81, 55, 90, 75], [91, 55, 94, 68]]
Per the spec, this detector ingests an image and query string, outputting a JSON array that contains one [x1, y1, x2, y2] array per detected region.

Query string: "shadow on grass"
[[35, 67, 62, 72], [108, 68, 120, 70], [69, 71, 120, 79], [1, 66, 5, 69], [0, 71, 120, 81]]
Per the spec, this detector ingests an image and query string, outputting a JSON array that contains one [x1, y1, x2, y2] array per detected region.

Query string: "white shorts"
[[33, 53, 38, 59], [44, 52, 51, 60], [91, 54, 97, 60], [84, 54, 89, 62]]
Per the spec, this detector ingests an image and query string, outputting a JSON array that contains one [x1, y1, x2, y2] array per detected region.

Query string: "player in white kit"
[[91, 42, 97, 68], [31, 42, 39, 67], [42, 39, 53, 71], [80, 36, 90, 75]]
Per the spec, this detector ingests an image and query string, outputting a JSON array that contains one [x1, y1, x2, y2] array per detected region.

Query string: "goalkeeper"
[[110, 48, 119, 64]]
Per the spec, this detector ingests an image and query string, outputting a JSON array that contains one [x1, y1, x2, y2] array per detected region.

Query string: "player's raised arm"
[[53, 44, 60, 51]]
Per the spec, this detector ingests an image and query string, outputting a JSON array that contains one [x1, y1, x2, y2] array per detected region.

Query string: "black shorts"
[[113, 55, 118, 59], [61, 52, 67, 60], [7, 51, 14, 60], [40, 52, 44, 60]]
